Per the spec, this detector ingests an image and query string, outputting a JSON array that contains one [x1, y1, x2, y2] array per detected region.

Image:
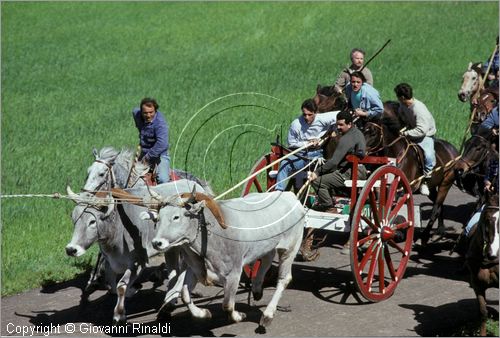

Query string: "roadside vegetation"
[[1, 3, 498, 324]]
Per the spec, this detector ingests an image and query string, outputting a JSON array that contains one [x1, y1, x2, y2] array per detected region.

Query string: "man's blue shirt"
[[345, 83, 383, 118], [133, 108, 169, 161], [481, 106, 499, 129]]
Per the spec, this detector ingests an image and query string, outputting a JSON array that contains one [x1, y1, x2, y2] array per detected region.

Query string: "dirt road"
[[2, 186, 498, 336]]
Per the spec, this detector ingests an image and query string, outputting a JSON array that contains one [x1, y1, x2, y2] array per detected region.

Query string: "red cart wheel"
[[350, 165, 414, 302], [241, 153, 279, 197]]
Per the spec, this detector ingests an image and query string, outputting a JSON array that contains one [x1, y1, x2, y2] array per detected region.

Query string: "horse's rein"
[[365, 122, 385, 154]]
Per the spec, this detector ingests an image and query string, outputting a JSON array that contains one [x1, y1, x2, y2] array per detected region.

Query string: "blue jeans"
[[465, 205, 484, 237], [154, 153, 171, 184], [418, 136, 436, 176], [275, 150, 322, 191]]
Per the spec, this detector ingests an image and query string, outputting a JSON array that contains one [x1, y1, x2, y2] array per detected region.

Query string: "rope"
[[214, 137, 329, 201], [265, 157, 322, 193], [0, 193, 65, 199], [408, 154, 462, 187]]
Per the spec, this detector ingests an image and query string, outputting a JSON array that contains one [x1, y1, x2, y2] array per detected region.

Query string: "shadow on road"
[[400, 299, 499, 336]]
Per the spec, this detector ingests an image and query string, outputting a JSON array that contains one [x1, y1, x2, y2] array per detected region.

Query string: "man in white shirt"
[[275, 99, 338, 191]]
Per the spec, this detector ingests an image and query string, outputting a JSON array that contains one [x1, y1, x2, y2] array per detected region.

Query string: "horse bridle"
[[365, 121, 410, 163], [81, 159, 116, 194]]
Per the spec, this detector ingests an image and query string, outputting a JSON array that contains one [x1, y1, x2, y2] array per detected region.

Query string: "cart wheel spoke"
[[378, 250, 385, 294], [365, 243, 381, 291], [384, 245, 397, 281], [384, 175, 400, 219], [394, 221, 410, 231], [368, 190, 381, 228], [378, 175, 388, 220], [357, 233, 377, 246], [387, 193, 409, 222], [388, 239, 408, 256], [359, 240, 377, 271], [361, 215, 378, 232]]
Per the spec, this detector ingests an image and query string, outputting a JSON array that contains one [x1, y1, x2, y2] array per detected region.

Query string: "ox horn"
[[181, 192, 227, 229], [66, 185, 83, 203]]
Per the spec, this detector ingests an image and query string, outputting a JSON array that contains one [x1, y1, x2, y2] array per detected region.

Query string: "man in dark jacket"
[[309, 110, 367, 212]]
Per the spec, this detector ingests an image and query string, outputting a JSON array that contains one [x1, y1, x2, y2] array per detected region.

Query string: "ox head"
[[147, 189, 226, 252], [458, 62, 481, 102], [65, 186, 115, 257]]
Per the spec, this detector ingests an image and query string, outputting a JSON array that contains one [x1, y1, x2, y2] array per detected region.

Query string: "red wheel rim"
[[350, 165, 414, 302], [241, 153, 279, 197]]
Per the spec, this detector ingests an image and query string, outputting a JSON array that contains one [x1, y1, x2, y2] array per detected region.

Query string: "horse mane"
[[173, 169, 214, 196], [470, 62, 484, 75], [96, 146, 120, 162], [317, 85, 335, 97], [381, 101, 403, 134]]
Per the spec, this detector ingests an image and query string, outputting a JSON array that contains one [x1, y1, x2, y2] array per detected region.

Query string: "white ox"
[[144, 190, 306, 328], [65, 179, 206, 324]]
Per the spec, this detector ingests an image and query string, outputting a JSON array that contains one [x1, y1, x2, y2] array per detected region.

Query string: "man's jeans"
[[418, 136, 436, 176], [155, 153, 171, 184], [275, 150, 322, 191]]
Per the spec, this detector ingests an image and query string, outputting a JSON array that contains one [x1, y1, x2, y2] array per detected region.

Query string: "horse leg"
[[475, 286, 488, 336], [420, 172, 455, 245]]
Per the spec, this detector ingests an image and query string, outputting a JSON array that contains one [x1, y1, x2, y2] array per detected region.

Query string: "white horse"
[[458, 62, 483, 103], [83, 146, 214, 195]]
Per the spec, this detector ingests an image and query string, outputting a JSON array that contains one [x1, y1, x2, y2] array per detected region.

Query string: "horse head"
[[474, 89, 499, 124], [455, 127, 498, 179], [363, 101, 403, 154], [458, 62, 482, 102], [313, 84, 347, 113]]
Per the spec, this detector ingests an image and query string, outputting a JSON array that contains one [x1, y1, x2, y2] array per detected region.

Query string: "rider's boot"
[[299, 227, 320, 262]]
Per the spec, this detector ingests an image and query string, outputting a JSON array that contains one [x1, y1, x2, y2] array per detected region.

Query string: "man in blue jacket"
[[133, 97, 170, 183]]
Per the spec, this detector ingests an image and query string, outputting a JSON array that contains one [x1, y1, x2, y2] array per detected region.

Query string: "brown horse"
[[363, 101, 460, 245], [455, 127, 498, 198], [465, 191, 499, 336], [312, 84, 347, 113]]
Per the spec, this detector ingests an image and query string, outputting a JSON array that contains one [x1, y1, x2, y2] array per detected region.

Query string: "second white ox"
[[144, 190, 306, 328]]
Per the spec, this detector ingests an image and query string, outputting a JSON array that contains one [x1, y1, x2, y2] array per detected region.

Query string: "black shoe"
[[311, 203, 334, 212]]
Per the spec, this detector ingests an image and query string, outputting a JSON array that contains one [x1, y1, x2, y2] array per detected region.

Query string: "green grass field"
[[1, 0, 498, 308]]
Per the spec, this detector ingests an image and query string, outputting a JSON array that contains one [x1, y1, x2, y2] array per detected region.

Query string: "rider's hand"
[[354, 108, 368, 117], [307, 171, 317, 182], [492, 128, 499, 136], [484, 180, 493, 192], [309, 138, 320, 147]]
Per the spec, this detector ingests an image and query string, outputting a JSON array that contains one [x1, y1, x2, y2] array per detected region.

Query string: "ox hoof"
[[112, 317, 127, 326], [259, 314, 274, 327], [252, 291, 263, 301], [202, 309, 212, 319], [157, 303, 175, 321], [229, 311, 246, 323]]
